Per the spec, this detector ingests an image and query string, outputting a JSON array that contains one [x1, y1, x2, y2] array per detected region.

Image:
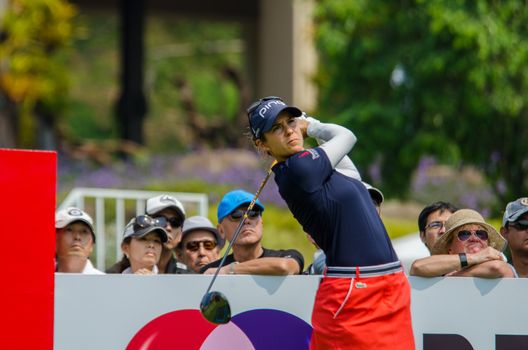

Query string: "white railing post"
[[58, 188, 209, 271], [136, 199, 145, 216], [115, 199, 125, 262], [95, 197, 105, 271]]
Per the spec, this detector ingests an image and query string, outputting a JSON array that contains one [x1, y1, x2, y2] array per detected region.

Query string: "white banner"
[[54, 275, 528, 350]]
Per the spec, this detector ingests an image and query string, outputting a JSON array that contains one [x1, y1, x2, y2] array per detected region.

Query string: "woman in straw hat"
[[411, 209, 516, 278]]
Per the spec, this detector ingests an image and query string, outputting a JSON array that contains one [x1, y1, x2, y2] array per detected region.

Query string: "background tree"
[[0, 0, 76, 149], [314, 0, 528, 209]]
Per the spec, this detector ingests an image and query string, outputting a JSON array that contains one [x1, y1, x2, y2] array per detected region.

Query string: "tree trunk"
[[0, 96, 17, 148]]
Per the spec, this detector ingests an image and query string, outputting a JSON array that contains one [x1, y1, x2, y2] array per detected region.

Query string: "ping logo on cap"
[[258, 100, 286, 118], [68, 208, 84, 217]]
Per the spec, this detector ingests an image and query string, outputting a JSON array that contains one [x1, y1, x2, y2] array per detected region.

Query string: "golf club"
[[199, 160, 277, 324]]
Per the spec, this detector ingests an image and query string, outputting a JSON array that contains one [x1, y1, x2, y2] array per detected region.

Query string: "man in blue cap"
[[200, 189, 304, 275]]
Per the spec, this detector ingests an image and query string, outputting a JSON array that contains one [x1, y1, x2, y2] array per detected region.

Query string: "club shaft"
[[203, 162, 276, 296]]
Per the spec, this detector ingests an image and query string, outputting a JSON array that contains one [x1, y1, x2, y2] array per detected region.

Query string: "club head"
[[200, 291, 231, 324]]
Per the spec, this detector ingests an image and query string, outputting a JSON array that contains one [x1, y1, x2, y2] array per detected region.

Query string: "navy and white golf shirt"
[[273, 147, 398, 267]]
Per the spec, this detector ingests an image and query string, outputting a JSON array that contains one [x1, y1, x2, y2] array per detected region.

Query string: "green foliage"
[[260, 205, 317, 263], [144, 17, 244, 151], [315, 0, 528, 210], [383, 217, 418, 240], [65, 12, 119, 141], [0, 0, 77, 147], [66, 13, 245, 151]]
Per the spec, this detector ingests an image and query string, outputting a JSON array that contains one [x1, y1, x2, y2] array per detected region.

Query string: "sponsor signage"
[[55, 275, 528, 350]]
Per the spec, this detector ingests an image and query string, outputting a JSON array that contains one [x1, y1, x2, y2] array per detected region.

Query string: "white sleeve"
[[303, 115, 361, 180]]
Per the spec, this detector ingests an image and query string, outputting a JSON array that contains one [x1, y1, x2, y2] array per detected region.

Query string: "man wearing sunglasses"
[[200, 189, 304, 275], [146, 194, 190, 274], [501, 197, 528, 278], [410, 208, 515, 278], [176, 216, 224, 273]]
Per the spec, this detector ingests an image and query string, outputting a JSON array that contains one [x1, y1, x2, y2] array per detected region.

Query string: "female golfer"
[[248, 96, 414, 349]]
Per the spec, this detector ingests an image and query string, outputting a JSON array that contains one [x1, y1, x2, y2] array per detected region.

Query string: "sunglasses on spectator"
[[425, 221, 445, 231], [228, 209, 262, 221], [456, 229, 489, 242], [135, 215, 158, 229], [185, 240, 217, 251], [153, 215, 183, 228], [509, 220, 528, 231], [247, 96, 282, 114]]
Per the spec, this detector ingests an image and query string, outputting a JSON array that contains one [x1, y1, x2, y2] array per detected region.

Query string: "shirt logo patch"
[[298, 150, 319, 159]]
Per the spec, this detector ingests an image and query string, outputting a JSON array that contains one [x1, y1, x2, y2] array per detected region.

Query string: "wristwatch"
[[459, 253, 468, 268], [229, 261, 239, 274]]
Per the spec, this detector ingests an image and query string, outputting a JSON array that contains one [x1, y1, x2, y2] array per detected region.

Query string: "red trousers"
[[310, 271, 415, 350]]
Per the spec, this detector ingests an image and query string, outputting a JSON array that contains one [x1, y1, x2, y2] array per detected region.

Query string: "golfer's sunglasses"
[[456, 229, 488, 242], [186, 240, 218, 252], [246, 96, 282, 114]]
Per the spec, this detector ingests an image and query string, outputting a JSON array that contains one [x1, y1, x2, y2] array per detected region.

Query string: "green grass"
[[260, 206, 318, 266], [383, 217, 418, 239]]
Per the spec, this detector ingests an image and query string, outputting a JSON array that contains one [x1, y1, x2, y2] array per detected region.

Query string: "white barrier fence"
[[58, 188, 208, 270], [54, 275, 528, 350]]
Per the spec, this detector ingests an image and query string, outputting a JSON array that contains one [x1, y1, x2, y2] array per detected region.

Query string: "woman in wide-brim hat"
[[432, 209, 506, 255], [411, 209, 515, 278]]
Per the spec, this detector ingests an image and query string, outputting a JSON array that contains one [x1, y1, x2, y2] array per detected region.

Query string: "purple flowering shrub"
[[409, 157, 498, 217], [58, 149, 287, 207]]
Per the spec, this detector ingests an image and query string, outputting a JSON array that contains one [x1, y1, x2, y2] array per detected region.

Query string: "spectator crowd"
[[56, 191, 528, 279]]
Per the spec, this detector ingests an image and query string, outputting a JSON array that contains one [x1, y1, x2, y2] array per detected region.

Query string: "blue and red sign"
[[127, 308, 312, 349]]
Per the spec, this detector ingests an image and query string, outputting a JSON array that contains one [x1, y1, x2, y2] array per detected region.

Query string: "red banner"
[[0, 149, 56, 349]]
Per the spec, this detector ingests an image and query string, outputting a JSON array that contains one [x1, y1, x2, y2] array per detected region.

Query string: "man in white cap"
[[146, 194, 189, 274], [176, 216, 224, 273], [55, 207, 104, 274], [501, 197, 528, 277]]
